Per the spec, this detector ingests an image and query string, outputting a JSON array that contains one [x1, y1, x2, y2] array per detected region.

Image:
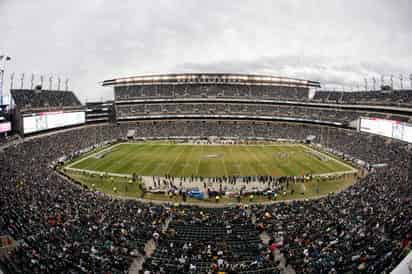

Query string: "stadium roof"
[[102, 73, 321, 88]]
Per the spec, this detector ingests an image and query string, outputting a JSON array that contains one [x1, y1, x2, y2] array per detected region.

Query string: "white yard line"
[[195, 144, 203, 175], [300, 144, 357, 173], [134, 144, 166, 174], [64, 167, 132, 178], [165, 146, 187, 174], [64, 143, 357, 181], [181, 145, 196, 175], [66, 143, 125, 168], [244, 145, 272, 175], [220, 148, 229, 177]]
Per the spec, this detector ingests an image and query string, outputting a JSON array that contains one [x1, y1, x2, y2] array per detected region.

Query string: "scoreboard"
[[0, 121, 11, 133], [359, 117, 412, 143], [23, 111, 85, 134]]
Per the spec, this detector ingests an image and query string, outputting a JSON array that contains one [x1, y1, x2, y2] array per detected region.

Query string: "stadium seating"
[[11, 89, 82, 110], [313, 89, 412, 107], [0, 121, 410, 273], [116, 103, 411, 124], [115, 84, 310, 101]]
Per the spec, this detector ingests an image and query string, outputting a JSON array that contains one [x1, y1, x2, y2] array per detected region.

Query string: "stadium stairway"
[[129, 239, 157, 274], [129, 215, 172, 274]]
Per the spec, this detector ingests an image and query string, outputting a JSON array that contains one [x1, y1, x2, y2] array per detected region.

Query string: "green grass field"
[[68, 142, 353, 177]]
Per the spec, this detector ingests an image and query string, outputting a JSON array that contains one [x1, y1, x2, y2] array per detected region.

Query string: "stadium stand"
[[313, 89, 412, 107], [110, 74, 412, 129], [0, 73, 411, 273], [10, 88, 85, 135], [11, 89, 81, 110], [85, 101, 114, 124], [0, 121, 410, 273], [115, 102, 411, 124], [115, 84, 311, 102]]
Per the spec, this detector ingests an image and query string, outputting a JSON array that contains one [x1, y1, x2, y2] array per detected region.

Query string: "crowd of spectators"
[[115, 84, 309, 101], [116, 103, 411, 124], [114, 83, 412, 109], [11, 89, 82, 110], [0, 125, 168, 273], [0, 120, 410, 273], [113, 84, 412, 126], [313, 89, 412, 107], [143, 206, 280, 274]]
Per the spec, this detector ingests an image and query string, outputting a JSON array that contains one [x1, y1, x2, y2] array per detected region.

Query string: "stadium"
[[1, 1, 412, 273], [0, 70, 411, 273]]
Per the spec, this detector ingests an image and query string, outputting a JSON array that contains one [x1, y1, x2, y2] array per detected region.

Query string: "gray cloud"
[[1, 0, 411, 102]]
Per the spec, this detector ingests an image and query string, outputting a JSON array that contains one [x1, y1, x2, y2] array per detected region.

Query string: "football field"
[[67, 142, 354, 177]]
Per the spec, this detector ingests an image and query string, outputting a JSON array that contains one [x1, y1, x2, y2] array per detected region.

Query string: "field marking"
[[220, 147, 229, 177], [244, 145, 272, 175], [257, 145, 286, 176], [64, 167, 132, 178], [123, 142, 302, 147], [181, 145, 196, 176], [165, 145, 187, 175], [300, 144, 357, 174], [134, 144, 168, 175], [239, 145, 259, 175], [228, 145, 244, 176], [64, 142, 357, 179], [195, 144, 203, 175], [66, 143, 124, 169]]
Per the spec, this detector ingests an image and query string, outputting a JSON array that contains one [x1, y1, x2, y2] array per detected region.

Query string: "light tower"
[[390, 75, 394, 90], [372, 77, 377, 91], [400, 74, 403, 90], [49, 76, 53, 90], [380, 75, 385, 89], [30, 74, 35, 89], [20, 73, 25, 89], [65, 78, 69, 91], [364, 78, 368, 91], [410, 74, 412, 88], [10, 73, 14, 89], [0, 55, 11, 106]]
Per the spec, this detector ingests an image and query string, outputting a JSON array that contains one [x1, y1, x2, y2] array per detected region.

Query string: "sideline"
[[300, 144, 358, 174], [65, 142, 125, 169], [57, 170, 350, 208]]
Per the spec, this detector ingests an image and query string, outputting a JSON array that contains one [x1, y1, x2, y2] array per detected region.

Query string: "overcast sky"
[[1, 0, 411, 102]]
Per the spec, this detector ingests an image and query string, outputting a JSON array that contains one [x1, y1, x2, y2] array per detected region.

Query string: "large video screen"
[[402, 124, 412, 143], [23, 111, 85, 134], [360, 117, 412, 143], [359, 117, 396, 138], [0, 122, 11, 133]]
